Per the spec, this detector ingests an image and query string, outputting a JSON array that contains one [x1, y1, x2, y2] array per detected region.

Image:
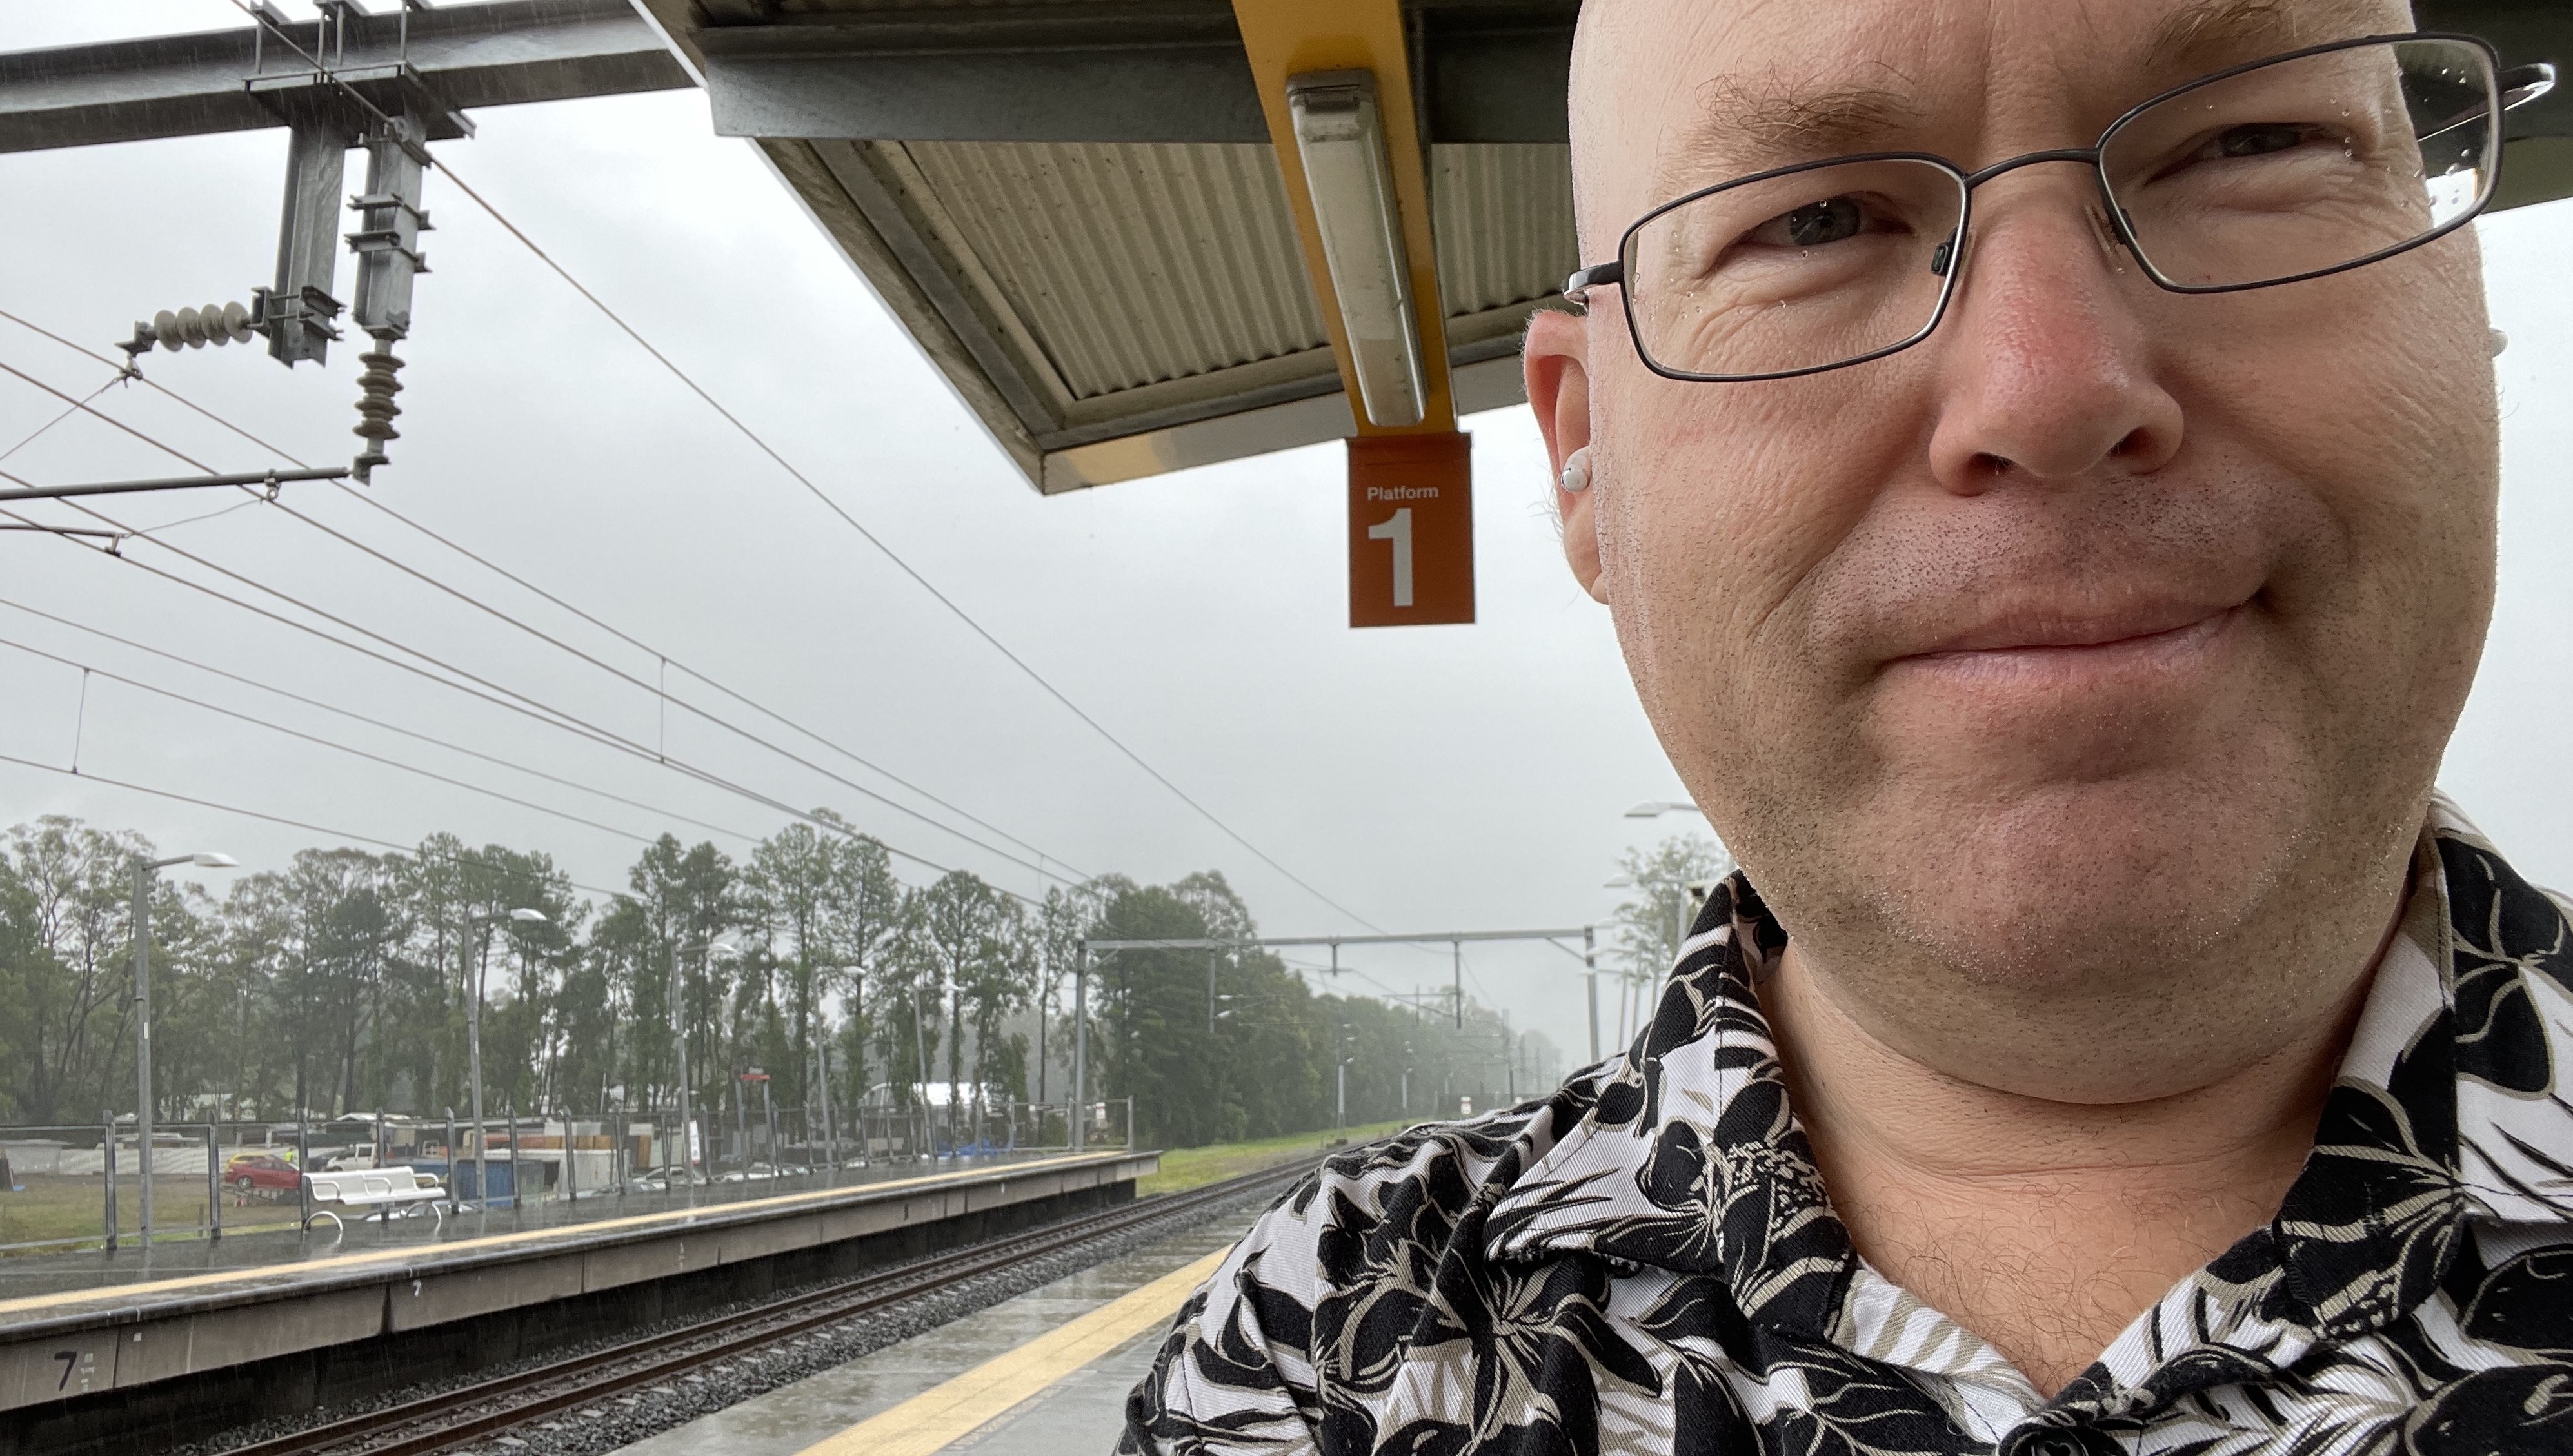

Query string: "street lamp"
[[1624, 800, 1701, 818], [467, 906, 548, 1208], [668, 930, 740, 1185], [132, 851, 236, 1247]]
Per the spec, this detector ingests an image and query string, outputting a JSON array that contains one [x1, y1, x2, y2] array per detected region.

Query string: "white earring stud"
[[1559, 446, 1593, 495], [2491, 328, 2510, 357]]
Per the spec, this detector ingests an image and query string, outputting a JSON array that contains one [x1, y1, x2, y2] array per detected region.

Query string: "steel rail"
[[216, 1157, 1319, 1456]]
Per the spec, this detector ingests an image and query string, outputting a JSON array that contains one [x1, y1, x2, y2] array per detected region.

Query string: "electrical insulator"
[[352, 346, 404, 483], [148, 302, 255, 351]]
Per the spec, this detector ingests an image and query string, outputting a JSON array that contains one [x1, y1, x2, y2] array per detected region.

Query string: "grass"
[[1135, 1120, 1413, 1198], [0, 1174, 303, 1254]]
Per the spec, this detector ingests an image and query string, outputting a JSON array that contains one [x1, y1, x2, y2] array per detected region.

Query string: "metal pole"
[[671, 945, 693, 1185], [1071, 940, 1087, 1154], [820, 1040, 838, 1172], [1451, 940, 1462, 1028], [102, 1114, 117, 1253], [1336, 1060, 1346, 1132], [296, 1113, 309, 1232], [132, 859, 155, 1248], [205, 1124, 221, 1241], [507, 1101, 519, 1209], [470, 927, 488, 1208], [1207, 950, 1217, 1035], [1584, 927, 1600, 1063], [1126, 1096, 1134, 1152], [445, 1107, 458, 1213]]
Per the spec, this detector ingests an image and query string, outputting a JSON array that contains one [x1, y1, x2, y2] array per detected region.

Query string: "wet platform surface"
[[0, 1152, 1097, 1321], [606, 1203, 1258, 1456]]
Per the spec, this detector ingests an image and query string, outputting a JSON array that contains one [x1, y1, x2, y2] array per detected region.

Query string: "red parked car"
[[226, 1153, 300, 1199]]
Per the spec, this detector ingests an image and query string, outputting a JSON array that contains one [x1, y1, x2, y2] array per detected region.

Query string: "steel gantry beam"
[[0, 0, 691, 155]]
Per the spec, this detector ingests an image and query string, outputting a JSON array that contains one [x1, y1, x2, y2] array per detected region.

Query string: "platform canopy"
[[3, 0, 2567, 496]]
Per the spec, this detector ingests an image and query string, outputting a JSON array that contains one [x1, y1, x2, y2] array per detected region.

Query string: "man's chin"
[[1851, 773, 2313, 992]]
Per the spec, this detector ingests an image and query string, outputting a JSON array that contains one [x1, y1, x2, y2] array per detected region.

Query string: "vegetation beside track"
[[1137, 1120, 1411, 1197]]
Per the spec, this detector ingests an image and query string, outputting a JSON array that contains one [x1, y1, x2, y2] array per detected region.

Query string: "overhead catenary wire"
[[0, 592, 764, 849], [0, 373, 117, 466], [0, 345, 1086, 885], [211, 1, 1389, 934], [0, 633, 745, 851], [0, 484, 1029, 901], [4, 332, 1082, 885], [0, 746, 629, 900]]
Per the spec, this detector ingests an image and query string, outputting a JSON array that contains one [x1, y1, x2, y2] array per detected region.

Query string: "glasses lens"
[[2101, 39, 2497, 290], [1622, 158, 1967, 379]]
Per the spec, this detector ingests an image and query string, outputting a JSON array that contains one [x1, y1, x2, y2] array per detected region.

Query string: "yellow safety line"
[[0, 1153, 1126, 1319], [796, 1244, 1230, 1456]]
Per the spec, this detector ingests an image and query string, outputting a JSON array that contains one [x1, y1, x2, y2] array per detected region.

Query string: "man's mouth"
[[1887, 596, 2254, 684]]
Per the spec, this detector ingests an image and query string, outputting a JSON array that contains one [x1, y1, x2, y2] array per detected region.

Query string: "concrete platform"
[[606, 1200, 1255, 1456], [0, 1150, 1157, 1456]]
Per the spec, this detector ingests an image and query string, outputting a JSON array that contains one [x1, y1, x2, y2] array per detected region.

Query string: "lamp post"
[[132, 851, 237, 1247], [1623, 800, 1700, 818], [668, 931, 740, 1185], [468, 906, 547, 1207]]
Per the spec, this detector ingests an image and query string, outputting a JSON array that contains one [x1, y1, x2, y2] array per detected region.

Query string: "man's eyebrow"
[[1653, 80, 1931, 198], [2142, 0, 2399, 76]]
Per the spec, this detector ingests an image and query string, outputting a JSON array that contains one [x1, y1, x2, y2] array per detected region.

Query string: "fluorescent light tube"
[[1287, 70, 1427, 429]]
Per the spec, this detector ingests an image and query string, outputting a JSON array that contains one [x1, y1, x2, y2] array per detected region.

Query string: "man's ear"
[[1525, 307, 1605, 603]]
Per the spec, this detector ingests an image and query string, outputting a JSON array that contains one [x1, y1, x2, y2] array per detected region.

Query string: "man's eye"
[[1754, 197, 1869, 248], [2196, 122, 2321, 161]]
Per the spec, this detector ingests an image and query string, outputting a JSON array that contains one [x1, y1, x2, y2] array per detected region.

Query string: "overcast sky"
[[3, 4, 2568, 1068]]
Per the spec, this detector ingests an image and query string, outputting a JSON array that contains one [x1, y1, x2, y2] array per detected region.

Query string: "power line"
[[0, 338, 1090, 882], [446, 163, 1389, 931], [0, 746, 631, 900], [0, 372, 116, 465], [0, 482, 1031, 900], [0, 592, 760, 849], [0, 632, 746, 851], [182, 9, 1387, 932]]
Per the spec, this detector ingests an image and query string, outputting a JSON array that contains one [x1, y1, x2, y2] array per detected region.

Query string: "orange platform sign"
[[1347, 433, 1473, 627]]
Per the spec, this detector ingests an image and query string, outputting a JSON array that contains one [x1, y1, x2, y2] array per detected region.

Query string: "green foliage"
[[1611, 833, 1735, 980], [0, 813, 1565, 1147]]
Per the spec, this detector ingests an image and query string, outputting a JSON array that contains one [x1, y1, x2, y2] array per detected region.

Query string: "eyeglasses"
[[1564, 34, 2557, 383]]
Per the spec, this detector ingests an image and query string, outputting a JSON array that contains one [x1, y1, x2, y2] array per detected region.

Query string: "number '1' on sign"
[[1347, 433, 1473, 627]]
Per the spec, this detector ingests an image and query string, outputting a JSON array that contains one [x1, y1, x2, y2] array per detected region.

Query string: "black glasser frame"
[[1563, 31, 2552, 383]]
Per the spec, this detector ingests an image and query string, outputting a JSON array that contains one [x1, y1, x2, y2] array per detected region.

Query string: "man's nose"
[[1925, 188, 2186, 493]]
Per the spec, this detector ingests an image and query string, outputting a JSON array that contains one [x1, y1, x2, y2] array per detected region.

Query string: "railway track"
[[217, 1157, 1317, 1456]]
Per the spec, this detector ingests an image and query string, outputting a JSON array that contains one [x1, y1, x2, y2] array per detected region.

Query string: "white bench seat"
[[303, 1166, 446, 1232]]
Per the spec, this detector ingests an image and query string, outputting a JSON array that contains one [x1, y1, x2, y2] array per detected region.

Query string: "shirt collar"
[[1485, 799, 2573, 1350]]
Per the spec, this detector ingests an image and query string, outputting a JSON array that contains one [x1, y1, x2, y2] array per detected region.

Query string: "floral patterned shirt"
[[1120, 803, 2573, 1454]]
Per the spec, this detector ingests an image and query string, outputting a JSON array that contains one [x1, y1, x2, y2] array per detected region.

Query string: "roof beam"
[[693, 1, 1576, 144], [0, 0, 692, 155]]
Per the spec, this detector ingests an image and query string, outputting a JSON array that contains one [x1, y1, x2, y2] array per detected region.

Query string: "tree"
[[622, 836, 740, 1117], [744, 811, 900, 1114], [1609, 832, 1735, 1022]]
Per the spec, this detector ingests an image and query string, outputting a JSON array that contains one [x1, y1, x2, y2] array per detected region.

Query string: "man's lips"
[[1887, 598, 2252, 671]]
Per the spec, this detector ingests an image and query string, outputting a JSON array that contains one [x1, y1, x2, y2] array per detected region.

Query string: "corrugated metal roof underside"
[[895, 141, 1576, 405], [904, 141, 1327, 402], [1434, 144, 1576, 317]]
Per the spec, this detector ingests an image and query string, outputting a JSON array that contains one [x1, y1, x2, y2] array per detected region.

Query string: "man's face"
[[1536, 0, 2499, 1019]]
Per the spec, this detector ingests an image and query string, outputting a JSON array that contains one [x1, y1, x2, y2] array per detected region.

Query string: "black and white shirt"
[[1120, 802, 2573, 1454]]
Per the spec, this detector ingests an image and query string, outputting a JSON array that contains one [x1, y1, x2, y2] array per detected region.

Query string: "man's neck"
[[1759, 939, 2376, 1397]]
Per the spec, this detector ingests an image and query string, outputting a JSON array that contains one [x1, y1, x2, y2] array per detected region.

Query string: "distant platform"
[[0, 1150, 1157, 1456]]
